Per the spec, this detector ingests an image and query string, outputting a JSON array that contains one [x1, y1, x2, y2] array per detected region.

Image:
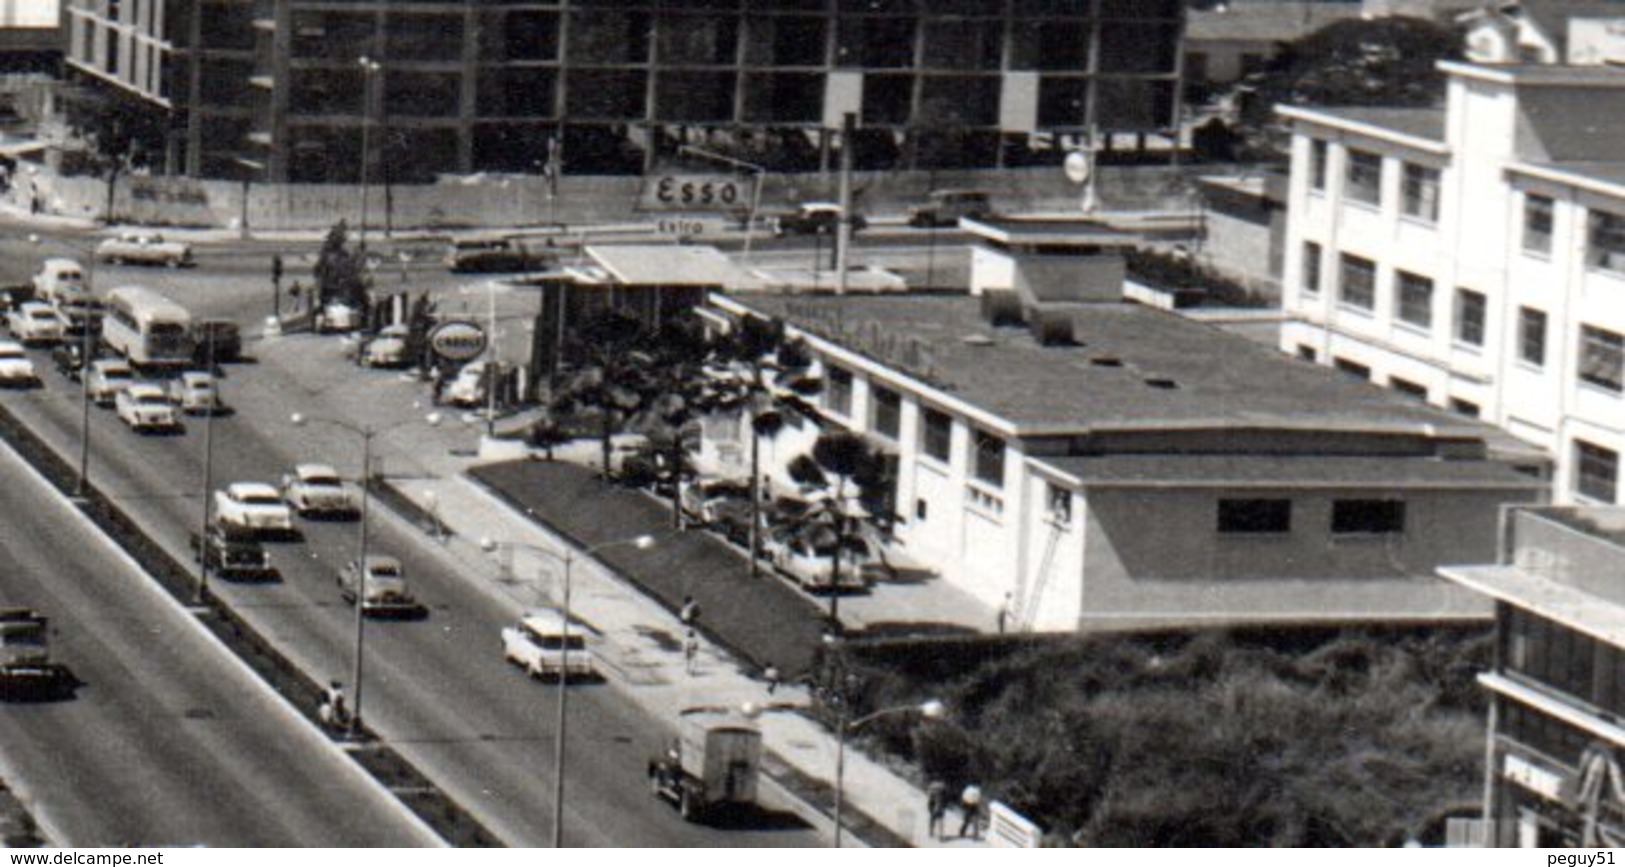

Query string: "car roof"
[[295, 462, 341, 479], [228, 481, 280, 498], [93, 359, 132, 372], [18, 300, 52, 311], [800, 202, 841, 212], [125, 383, 165, 398], [379, 324, 410, 336], [361, 554, 402, 571], [180, 371, 213, 383], [41, 258, 81, 272], [519, 608, 589, 635], [0, 340, 25, 353]]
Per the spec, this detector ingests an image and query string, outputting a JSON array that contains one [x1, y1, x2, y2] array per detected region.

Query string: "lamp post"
[[833, 697, 946, 848], [28, 234, 98, 500], [357, 57, 382, 258], [676, 145, 766, 263], [195, 328, 217, 604], [479, 532, 655, 847], [291, 409, 439, 736]]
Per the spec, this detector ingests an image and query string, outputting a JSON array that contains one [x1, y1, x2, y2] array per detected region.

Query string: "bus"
[[102, 286, 194, 369]]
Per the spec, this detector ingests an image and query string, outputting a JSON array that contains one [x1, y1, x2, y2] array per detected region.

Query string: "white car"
[[361, 324, 410, 368], [32, 258, 85, 301], [314, 302, 361, 334], [95, 232, 193, 268], [501, 609, 596, 680], [7, 302, 65, 346], [167, 371, 221, 414], [114, 383, 182, 433], [0, 340, 38, 387], [85, 359, 134, 406], [281, 463, 358, 519], [764, 535, 875, 593], [337, 555, 424, 617], [214, 482, 295, 536], [444, 361, 488, 408]]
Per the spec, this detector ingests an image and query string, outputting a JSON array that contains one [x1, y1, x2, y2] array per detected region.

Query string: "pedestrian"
[[763, 661, 780, 695], [679, 595, 700, 626], [926, 780, 948, 840], [683, 628, 699, 676], [996, 592, 1012, 634], [958, 783, 983, 839], [289, 280, 303, 311], [429, 364, 445, 405]]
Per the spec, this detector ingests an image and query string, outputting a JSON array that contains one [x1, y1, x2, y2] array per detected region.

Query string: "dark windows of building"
[[1094, 79, 1174, 130], [564, 70, 647, 120], [1216, 498, 1291, 534], [385, 71, 461, 118], [915, 498, 928, 521], [1455, 288, 1486, 347], [1389, 377, 1428, 400], [290, 10, 375, 61], [862, 74, 913, 126], [199, 59, 256, 106], [1575, 439, 1619, 503], [1344, 149, 1382, 206], [1239, 52, 1268, 77], [1395, 271, 1433, 329], [658, 14, 739, 66], [383, 128, 461, 185], [1297, 344, 1318, 362], [1450, 398, 1480, 418], [972, 428, 1005, 488], [1338, 253, 1376, 311], [922, 20, 1002, 70], [1309, 139, 1328, 191], [1099, 22, 1181, 73], [1519, 307, 1547, 367], [921, 407, 952, 462], [1334, 357, 1371, 380], [387, 13, 464, 61], [1301, 241, 1322, 295], [656, 72, 737, 123], [289, 68, 365, 117], [200, 1, 256, 50], [836, 15, 916, 68], [825, 366, 853, 416], [477, 69, 557, 118], [1500, 703, 1588, 768], [1046, 482, 1073, 524], [1580, 325, 1625, 392], [920, 76, 1000, 128], [473, 124, 556, 173], [1588, 209, 1625, 272], [1331, 499, 1405, 535], [1503, 607, 1625, 729], [566, 11, 651, 64], [480, 11, 560, 62], [1037, 77, 1089, 128], [871, 386, 902, 440], [742, 15, 827, 66], [1009, 20, 1090, 71], [1401, 162, 1440, 223], [741, 73, 824, 123], [1523, 193, 1554, 255]]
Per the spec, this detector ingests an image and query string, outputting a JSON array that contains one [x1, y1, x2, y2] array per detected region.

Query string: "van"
[[32, 258, 85, 303], [907, 189, 994, 228]]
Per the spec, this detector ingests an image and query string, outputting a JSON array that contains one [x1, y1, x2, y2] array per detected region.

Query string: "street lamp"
[[676, 145, 766, 263], [832, 696, 946, 848], [478, 532, 655, 847], [357, 57, 382, 258], [28, 234, 98, 500], [290, 409, 440, 736]]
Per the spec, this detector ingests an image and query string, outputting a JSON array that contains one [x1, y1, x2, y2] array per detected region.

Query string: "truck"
[[0, 608, 76, 700], [647, 706, 763, 822]]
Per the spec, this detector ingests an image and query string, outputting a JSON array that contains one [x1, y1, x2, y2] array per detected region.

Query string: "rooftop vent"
[[1091, 357, 1123, 367], [961, 333, 995, 347], [1144, 378, 1178, 390], [981, 290, 1023, 327]]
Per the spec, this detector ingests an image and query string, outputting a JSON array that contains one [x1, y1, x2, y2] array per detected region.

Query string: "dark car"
[[51, 343, 84, 380], [193, 319, 242, 363], [444, 238, 557, 274], [773, 203, 867, 237], [189, 525, 275, 581]]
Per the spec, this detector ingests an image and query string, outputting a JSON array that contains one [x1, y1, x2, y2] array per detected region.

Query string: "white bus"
[[102, 286, 194, 369]]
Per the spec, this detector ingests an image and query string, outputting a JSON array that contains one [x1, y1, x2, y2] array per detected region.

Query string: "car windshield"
[[137, 394, 168, 406], [102, 368, 132, 380], [241, 492, 281, 505], [27, 310, 54, 321], [527, 632, 586, 651], [0, 347, 24, 360], [369, 564, 402, 578], [306, 474, 342, 487]]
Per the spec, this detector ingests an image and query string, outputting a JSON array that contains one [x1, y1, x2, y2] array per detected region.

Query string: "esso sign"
[[428, 321, 487, 363]]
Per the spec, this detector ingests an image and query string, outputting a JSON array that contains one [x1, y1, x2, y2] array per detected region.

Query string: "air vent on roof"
[[1091, 357, 1123, 367], [981, 290, 1023, 327], [961, 333, 994, 347], [1144, 378, 1178, 390]]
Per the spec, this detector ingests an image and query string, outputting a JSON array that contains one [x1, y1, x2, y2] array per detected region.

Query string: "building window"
[[1309, 139, 1327, 191], [1580, 325, 1625, 392], [1344, 149, 1382, 206], [1331, 499, 1405, 535], [1401, 163, 1440, 222], [1451, 398, 1480, 418], [920, 407, 951, 463], [1301, 241, 1322, 295], [1216, 498, 1291, 534], [1046, 482, 1072, 524], [871, 385, 901, 440], [1338, 254, 1376, 311], [1519, 307, 1547, 367], [1454, 288, 1486, 347], [1334, 357, 1371, 381], [1576, 439, 1619, 503], [971, 428, 1004, 488], [1523, 194, 1554, 255], [1297, 344, 1317, 362], [824, 365, 852, 416], [1389, 377, 1428, 400], [1395, 271, 1433, 329], [1589, 209, 1625, 272]]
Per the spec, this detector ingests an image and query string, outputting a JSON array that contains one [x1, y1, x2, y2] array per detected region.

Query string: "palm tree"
[[775, 430, 889, 625], [549, 311, 658, 480], [702, 315, 821, 576], [630, 315, 712, 526]]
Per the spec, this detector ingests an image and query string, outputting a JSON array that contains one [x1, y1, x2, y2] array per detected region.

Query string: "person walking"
[[763, 661, 781, 695], [926, 779, 949, 841], [683, 628, 700, 676], [958, 783, 984, 840], [679, 595, 701, 627]]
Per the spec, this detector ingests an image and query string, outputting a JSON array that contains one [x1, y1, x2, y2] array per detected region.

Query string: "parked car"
[[444, 360, 489, 408], [192, 319, 242, 363], [907, 189, 994, 228], [0, 341, 38, 388], [501, 608, 596, 680], [360, 323, 411, 368], [280, 463, 358, 519], [85, 359, 135, 406], [7, 301, 65, 346], [115, 383, 182, 433], [337, 555, 425, 618], [773, 202, 867, 237], [189, 524, 274, 581], [763, 534, 874, 593], [168, 371, 222, 415], [681, 477, 752, 526], [314, 302, 361, 334], [213, 482, 295, 536], [95, 231, 193, 267]]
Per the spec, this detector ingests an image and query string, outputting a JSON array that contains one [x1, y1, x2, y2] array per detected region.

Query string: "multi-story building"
[[700, 262, 1544, 632], [1439, 504, 1625, 847], [60, 0, 1185, 182], [1279, 59, 1625, 507]]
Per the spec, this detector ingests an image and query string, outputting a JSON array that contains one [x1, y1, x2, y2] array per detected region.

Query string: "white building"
[[1279, 59, 1625, 507]]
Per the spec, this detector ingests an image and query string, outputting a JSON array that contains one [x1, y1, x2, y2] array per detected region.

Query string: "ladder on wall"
[[1015, 521, 1065, 631]]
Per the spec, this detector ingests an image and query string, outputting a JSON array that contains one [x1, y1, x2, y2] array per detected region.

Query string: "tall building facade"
[[61, 0, 1185, 182]]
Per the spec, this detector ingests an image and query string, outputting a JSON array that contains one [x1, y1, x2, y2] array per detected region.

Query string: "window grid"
[[1519, 307, 1547, 367], [1301, 241, 1322, 295], [1401, 163, 1440, 222], [1589, 209, 1625, 272], [1309, 139, 1327, 191], [1216, 498, 1291, 534], [824, 365, 852, 416], [971, 428, 1004, 488], [1338, 254, 1375, 311], [920, 407, 951, 462], [1580, 325, 1624, 392], [1523, 194, 1554, 255], [870, 385, 901, 440], [1454, 288, 1486, 347], [1395, 270, 1433, 329], [1344, 149, 1381, 206], [1576, 439, 1619, 504]]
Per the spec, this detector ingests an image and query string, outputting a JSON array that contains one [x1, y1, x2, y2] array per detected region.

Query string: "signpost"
[[427, 320, 487, 364]]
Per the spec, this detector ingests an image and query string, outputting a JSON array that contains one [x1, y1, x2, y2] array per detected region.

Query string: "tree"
[[774, 430, 889, 624], [550, 311, 660, 481], [628, 315, 713, 525], [313, 221, 368, 313], [1236, 17, 1461, 159], [700, 315, 821, 576]]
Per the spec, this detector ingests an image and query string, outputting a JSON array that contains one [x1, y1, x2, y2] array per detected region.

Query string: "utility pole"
[[835, 112, 855, 296]]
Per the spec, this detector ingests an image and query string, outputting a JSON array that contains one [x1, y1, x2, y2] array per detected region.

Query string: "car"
[[280, 463, 358, 519], [51, 343, 85, 380], [168, 371, 222, 415], [444, 237, 554, 273], [681, 477, 752, 526], [501, 608, 596, 680], [213, 481, 295, 536], [907, 189, 994, 228], [0, 341, 38, 387], [85, 359, 134, 406], [95, 231, 193, 267], [114, 383, 182, 433], [52, 292, 103, 336], [7, 301, 65, 346], [32, 258, 85, 301], [337, 555, 425, 618], [191, 319, 242, 363], [772, 203, 867, 237], [764, 534, 875, 593], [314, 302, 361, 334], [360, 323, 411, 368], [189, 524, 274, 581], [444, 360, 488, 408]]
